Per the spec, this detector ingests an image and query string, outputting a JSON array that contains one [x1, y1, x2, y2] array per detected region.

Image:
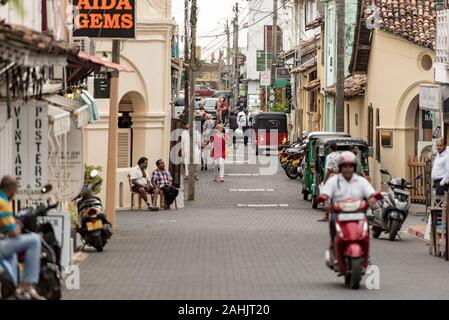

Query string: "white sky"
[[171, 0, 250, 61]]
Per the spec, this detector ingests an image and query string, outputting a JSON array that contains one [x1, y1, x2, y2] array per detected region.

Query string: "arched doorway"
[[117, 92, 146, 168]]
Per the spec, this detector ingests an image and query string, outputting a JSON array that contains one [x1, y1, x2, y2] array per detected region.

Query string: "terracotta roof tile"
[[303, 79, 320, 90], [290, 57, 317, 74], [326, 73, 368, 98], [305, 15, 324, 30], [0, 19, 76, 55], [363, 0, 438, 49]]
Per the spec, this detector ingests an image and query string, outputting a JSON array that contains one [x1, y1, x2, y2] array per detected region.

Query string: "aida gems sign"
[[72, 0, 136, 38]]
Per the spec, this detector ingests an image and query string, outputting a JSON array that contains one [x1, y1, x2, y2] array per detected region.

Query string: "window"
[[309, 90, 317, 113], [264, 25, 283, 53], [305, 0, 316, 25], [117, 129, 132, 168], [420, 54, 433, 71]]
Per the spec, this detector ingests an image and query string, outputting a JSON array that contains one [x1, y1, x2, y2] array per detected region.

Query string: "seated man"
[[130, 157, 159, 211], [151, 159, 179, 209], [0, 176, 45, 300]]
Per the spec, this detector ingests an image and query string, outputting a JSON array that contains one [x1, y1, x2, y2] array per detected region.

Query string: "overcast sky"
[[172, 0, 250, 61]]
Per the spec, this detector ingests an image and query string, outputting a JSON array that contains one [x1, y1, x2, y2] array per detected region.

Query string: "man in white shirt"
[[130, 157, 158, 211], [431, 139, 449, 196], [181, 124, 202, 180], [318, 152, 377, 246], [237, 109, 251, 146]]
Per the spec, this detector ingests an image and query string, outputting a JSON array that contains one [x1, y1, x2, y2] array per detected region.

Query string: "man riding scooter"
[[316, 152, 381, 289], [0, 176, 45, 300], [319, 152, 378, 249]]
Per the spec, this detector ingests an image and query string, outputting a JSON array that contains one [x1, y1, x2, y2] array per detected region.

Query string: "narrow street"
[[65, 145, 449, 300]]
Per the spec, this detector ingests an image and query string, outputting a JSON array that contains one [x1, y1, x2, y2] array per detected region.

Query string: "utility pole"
[[218, 49, 223, 90], [231, 2, 239, 112], [184, 0, 190, 121], [188, 0, 197, 201], [271, 0, 278, 91], [105, 40, 120, 228], [225, 21, 231, 92], [336, 0, 345, 132]]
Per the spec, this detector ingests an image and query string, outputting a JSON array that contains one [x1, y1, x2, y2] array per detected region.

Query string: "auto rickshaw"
[[309, 136, 373, 208], [301, 132, 350, 201], [252, 112, 288, 155]]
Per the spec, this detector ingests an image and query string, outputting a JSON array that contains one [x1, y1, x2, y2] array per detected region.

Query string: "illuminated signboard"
[[72, 0, 136, 38]]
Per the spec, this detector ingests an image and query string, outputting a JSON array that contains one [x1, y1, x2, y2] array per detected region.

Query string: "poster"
[[13, 101, 49, 200]]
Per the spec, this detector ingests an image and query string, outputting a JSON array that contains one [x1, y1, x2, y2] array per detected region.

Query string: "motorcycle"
[[315, 193, 383, 289], [370, 169, 421, 241], [74, 170, 112, 252], [284, 150, 304, 180], [1, 184, 62, 300]]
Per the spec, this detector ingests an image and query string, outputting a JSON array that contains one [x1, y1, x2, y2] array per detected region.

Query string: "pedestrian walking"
[[216, 97, 223, 124], [181, 123, 201, 181], [221, 98, 229, 125], [201, 114, 215, 171], [210, 123, 228, 182], [229, 111, 239, 147], [237, 108, 251, 146], [431, 138, 449, 196]]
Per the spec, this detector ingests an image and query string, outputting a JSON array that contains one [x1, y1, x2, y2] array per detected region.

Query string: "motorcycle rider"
[[318, 152, 378, 247], [0, 176, 46, 300]]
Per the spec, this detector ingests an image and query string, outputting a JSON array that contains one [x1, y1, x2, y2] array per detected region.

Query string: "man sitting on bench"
[[151, 159, 179, 209], [130, 157, 159, 211]]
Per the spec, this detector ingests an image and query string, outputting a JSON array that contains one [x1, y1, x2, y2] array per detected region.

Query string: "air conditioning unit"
[[72, 37, 94, 54]]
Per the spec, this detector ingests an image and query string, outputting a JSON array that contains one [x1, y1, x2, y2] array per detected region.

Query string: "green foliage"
[[67, 202, 80, 229], [0, 0, 24, 16], [84, 165, 103, 195], [270, 101, 289, 113]]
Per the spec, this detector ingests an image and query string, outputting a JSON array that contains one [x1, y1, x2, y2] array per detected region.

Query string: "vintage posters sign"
[[72, 0, 136, 38], [13, 101, 49, 199], [419, 84, 441, 112]]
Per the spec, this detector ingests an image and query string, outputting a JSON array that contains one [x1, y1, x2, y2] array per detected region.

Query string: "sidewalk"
[[405, 204, 428, 240]]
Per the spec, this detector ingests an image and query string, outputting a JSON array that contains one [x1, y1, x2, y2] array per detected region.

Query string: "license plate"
[[338, 213, 366, 221], [86, 220, 103, 231], [292, 159, 300, 166]]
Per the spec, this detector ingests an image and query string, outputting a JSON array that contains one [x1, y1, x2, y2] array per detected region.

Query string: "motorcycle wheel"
[[38, 269, 61, 300], [389, 220, 400, 241], [91, 235, 104, 252], [312, 194, 318, 209], [286, 164, 300, 180], [348, 257, 363, 290], [372, 227, 382, 239]]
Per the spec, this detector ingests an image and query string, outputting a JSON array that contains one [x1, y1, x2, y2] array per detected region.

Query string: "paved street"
[[65, 146, 449, 300]]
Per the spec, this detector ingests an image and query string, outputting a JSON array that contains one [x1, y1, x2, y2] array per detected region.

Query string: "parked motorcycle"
[[316, 193, 383, 289], [370, 169, 421, 241], [284, 150, 304, 180], [1, 184, 62, 300], [74, 170, 112, 252]]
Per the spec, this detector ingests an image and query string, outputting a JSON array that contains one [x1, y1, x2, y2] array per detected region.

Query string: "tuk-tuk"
[[301, 132, 350, 201], [309, 136, 373, 208], [252, 112, 288, 155]]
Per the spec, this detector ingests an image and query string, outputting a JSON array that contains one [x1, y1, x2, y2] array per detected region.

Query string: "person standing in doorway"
[[210, 123, 228, 182], [431, 139, 449, 196]]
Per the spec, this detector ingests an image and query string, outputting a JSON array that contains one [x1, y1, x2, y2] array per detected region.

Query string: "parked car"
[[195, 85, 215, 97], [203, 98, 218, 119], [212, 91, 231, 101]]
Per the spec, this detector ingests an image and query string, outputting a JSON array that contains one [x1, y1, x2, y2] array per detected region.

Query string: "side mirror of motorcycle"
[[90, 169, 99, 178], [41, 184, 52, 194], [315, 194, 329, 205], [380, 169, 391, 176]]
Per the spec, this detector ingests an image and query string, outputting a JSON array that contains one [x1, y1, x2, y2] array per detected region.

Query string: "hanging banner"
[[48, 119, 84, 201], [72, 0, 136, 38], [419, 84, 441, 112], [13, 101, 49, 200]]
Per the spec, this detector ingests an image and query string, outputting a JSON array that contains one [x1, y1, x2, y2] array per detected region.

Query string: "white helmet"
[[338, 151, 357, 168]]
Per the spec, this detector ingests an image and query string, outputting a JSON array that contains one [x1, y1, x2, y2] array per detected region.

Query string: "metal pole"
[[336, 0, 345, 132], [188, 0, 197, 201], [105, 40, 120, 228], [184, 0, 190, 120], [271, 0, 278, 89], [226, 21, 231, 92]]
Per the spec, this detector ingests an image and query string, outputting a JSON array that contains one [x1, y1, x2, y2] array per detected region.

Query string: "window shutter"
[[117, 129, 131, 168]]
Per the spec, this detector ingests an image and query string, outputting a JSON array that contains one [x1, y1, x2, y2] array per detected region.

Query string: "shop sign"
[[94, 71, 110, 99], [419, 84, 441, 111], [72, 0, 136, 38], [260, 71, 271, 86], [13, 101, 49, 199]]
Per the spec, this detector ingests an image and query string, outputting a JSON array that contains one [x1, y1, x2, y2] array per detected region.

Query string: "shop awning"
[[48, 106, 71, 136], [80, 89, 100, 123], [43, 94, 89, 128]]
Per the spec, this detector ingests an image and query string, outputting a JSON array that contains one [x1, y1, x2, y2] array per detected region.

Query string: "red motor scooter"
[[315, 193, 383, 289]]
